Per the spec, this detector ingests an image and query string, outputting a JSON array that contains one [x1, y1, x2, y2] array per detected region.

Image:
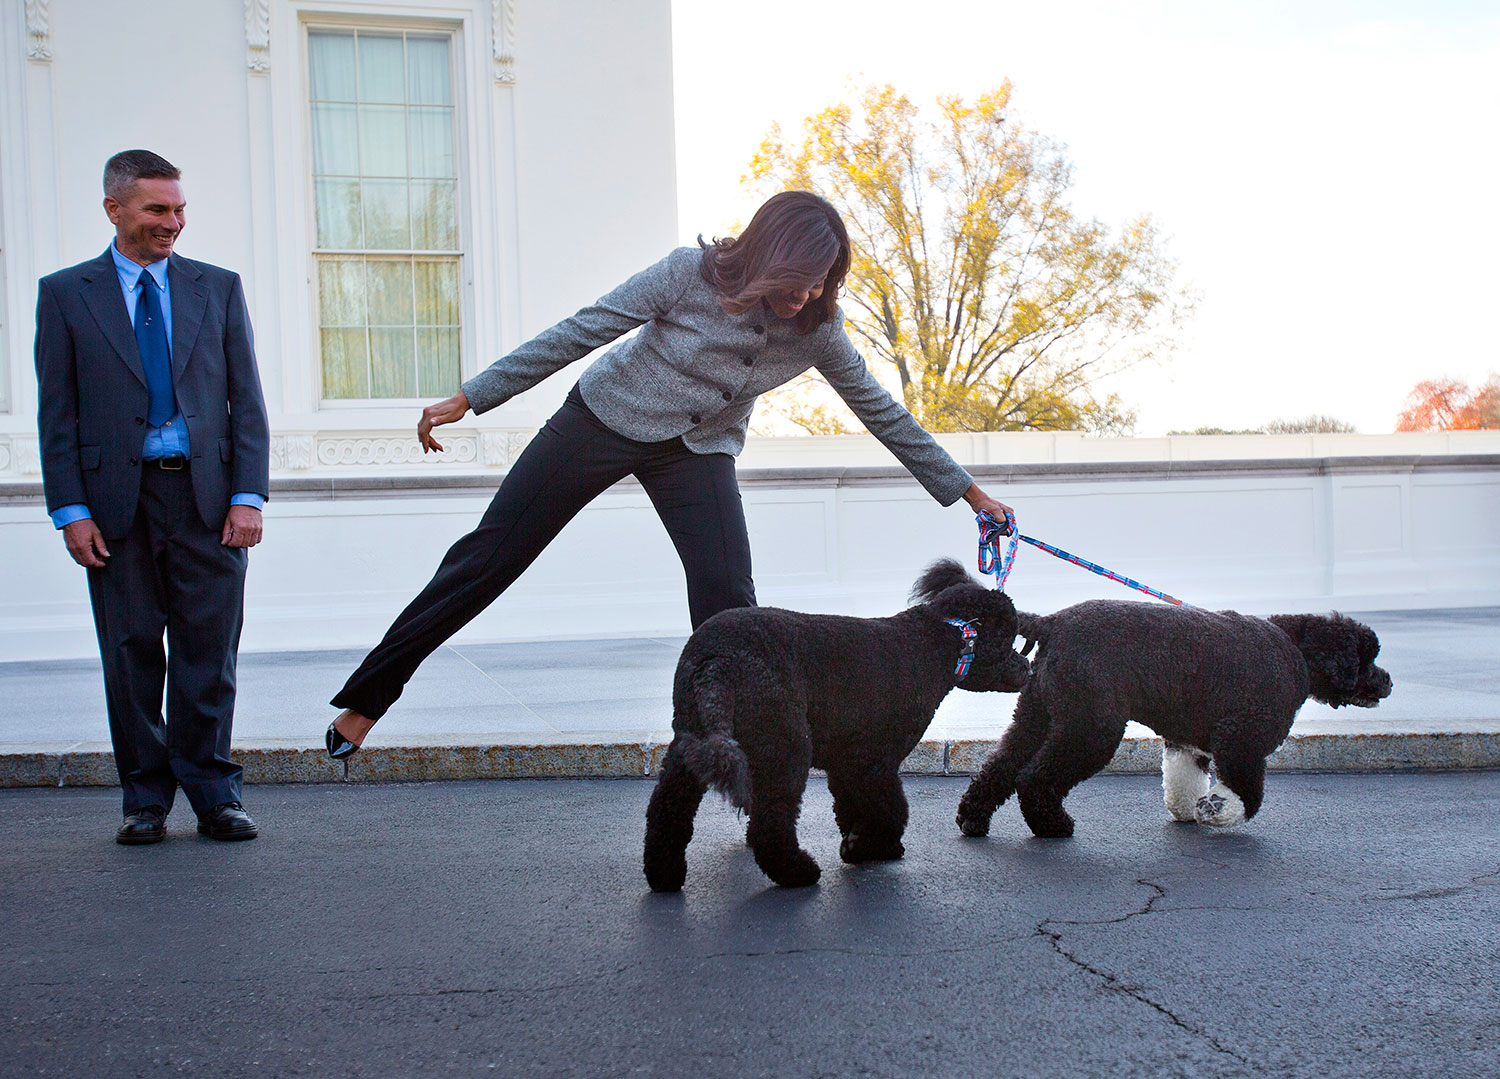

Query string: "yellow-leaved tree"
[[747, 83, 1191, 434]]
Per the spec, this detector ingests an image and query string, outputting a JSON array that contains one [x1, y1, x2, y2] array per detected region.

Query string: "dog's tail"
[[680, 732, 751, 810], [673, 658, 751, 810], [1016, 611, 1048, 659]]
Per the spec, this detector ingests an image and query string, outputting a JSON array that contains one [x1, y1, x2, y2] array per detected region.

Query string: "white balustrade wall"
[[2, 445, 1496, 661]]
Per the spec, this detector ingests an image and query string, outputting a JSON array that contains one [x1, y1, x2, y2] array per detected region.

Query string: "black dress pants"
[[333, 385, 756, 721], [86, 463, 247, 815]]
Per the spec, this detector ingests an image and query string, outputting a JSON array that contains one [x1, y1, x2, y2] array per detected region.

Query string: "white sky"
[[670, 0, 1500, 435]]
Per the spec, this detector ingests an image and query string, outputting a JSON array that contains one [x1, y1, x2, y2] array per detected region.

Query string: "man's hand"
[[221, 505, 264, 548], [62, 518, 110, 568], [417, 390, 471, 453], [961, 483, 1014, 533]]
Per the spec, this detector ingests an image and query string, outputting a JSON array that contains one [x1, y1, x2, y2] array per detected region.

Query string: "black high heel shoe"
[[326, 721, 360, 761]]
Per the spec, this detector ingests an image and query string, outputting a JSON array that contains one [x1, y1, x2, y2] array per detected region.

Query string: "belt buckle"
[[157, 457, 186, 471]]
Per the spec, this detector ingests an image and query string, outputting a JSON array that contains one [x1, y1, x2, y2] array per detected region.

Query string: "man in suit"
[[34, 149, 271, 844]]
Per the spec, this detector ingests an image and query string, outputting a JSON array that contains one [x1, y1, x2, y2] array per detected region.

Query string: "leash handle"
[[975, 509, 1018, 590]]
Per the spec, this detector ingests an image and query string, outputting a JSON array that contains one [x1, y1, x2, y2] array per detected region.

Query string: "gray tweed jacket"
[[461, 247, 974, 505]]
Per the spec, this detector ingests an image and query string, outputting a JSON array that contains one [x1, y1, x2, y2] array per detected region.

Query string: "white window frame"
[[256, 0, 519, 427], [305, 24, 466, 405]]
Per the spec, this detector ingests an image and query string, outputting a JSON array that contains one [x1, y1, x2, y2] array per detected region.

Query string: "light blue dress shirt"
[[49, 244, 265, 529]]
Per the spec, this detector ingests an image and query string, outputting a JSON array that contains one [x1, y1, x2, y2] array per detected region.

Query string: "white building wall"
[[0, 0, 678, 476], [3, 448, 1497, 661]]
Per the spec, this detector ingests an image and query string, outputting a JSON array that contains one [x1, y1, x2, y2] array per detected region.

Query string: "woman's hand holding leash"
[[961, 483, 1012, 533], [418, 390, 470, 453]]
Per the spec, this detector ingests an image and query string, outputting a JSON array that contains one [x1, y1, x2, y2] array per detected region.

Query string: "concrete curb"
[[3, 731, 1498, 788]]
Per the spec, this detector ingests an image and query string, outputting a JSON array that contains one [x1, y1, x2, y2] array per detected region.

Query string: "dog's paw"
[[765, 849, 822, 888], [956, 811, 991, 838], [1162, 746, 1212, 822], [839, 833, 905, 864], [1194, 785, 1246, 828], [643, 854, 688, 893], [1019, 801, 1075, 839]]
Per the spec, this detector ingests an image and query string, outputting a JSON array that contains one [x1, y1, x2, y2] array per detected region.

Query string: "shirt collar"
[[110, 243, 168, 290]]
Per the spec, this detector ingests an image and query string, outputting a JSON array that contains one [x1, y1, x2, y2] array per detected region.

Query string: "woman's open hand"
[[417, 390, 471, 453]]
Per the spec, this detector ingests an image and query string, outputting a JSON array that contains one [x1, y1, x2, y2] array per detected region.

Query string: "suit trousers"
[[333, 384, 756, 721], [86, 464, 247, 815]]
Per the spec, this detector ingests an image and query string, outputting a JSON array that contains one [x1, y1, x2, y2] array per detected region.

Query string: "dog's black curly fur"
[[955, 600, 1393, 839], [644, 559, 1030, 891]]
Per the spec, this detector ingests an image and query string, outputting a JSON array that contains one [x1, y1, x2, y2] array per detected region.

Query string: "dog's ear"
[[1304, 613, 1363, 702], [910, 558, 974, 605]]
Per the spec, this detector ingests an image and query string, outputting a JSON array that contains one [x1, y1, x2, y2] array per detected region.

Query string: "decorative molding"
[[270, 435, 315, 471], [0, 439, 11, 473], [24, 0, 51, 61], [245, 0, 271, 73], [481, 431, 531, 467], [492, 0, 516, 84], [316, 435, 479, 467], [13, 436, 41, 475]]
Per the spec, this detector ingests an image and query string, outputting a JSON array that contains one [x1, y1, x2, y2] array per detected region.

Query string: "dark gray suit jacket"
[[35, 248, 271, 539]]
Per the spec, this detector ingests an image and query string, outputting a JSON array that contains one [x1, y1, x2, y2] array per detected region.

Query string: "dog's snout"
[[1001, 652, 1031, 692]]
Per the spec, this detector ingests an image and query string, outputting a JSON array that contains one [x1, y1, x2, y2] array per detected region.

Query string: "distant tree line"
[[1168, 415, 1357, 436]]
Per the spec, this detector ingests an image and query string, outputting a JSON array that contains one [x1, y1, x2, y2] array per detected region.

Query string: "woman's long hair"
[[699, 191, 850, 335]]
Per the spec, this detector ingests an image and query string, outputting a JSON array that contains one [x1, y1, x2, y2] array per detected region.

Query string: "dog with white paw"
[[955, 601, 1393, 838]]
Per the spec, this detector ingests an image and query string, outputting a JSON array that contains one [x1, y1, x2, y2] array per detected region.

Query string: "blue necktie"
[[134, 270, 176, 427]]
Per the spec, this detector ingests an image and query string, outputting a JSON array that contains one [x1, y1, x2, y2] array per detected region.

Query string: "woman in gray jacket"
[[327, 191, 1011, 758]]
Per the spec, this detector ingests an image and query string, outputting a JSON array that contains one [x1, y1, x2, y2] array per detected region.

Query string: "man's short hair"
[[103, 150, 181, 200]]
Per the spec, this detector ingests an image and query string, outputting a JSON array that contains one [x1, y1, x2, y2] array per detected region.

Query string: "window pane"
[[314, 179, 362, 248], [311, 103, 359, 176], [308, 32, 356, 101], [410, 181, 457, 250], [370, 328, 417, 396], [362, 180, 410, 248], [308, 28, 460, 401], [318, 259, 367, 325], [358, 106, 408, 178], [417, 327, 461, 396], [406, 36, 451, 105], [357, 34, 406, 104], [321, 328, 370, 398], [414, 259, 460, 325], [408, 108, 454, 179], [367, 259, 414, 325]]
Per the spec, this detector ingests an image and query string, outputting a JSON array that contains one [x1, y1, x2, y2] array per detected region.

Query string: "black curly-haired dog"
[[643, 559, 1031, 891], [955, 600, 1392, 838]]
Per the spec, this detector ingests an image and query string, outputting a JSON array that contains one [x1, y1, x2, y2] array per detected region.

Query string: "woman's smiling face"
[[765, 278, 825, 321]]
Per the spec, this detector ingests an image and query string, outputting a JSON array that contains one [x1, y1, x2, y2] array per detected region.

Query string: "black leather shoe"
[[326, 720, 359, 761], [116, 806, 167, 845], [197, 801, 259, 841]]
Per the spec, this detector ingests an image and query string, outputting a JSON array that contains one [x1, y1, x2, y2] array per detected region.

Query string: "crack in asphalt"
[[1037, 878, 1258, 1070], [1376, 864, 1500, 902]]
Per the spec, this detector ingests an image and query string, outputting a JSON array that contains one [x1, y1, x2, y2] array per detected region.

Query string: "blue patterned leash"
[[976, 509, 1191, 608]]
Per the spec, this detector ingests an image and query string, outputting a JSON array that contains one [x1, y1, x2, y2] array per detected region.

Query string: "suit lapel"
[[168, 256, 207, 381], [79, 249, 148, 391]]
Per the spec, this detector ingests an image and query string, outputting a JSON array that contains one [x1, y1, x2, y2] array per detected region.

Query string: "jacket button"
[[690, 414, 702, 424], [135, 417, 145, 425], [742, 357, 753, 366], [129, 457, 139, 466], [721, 391, 732, 401], [753, 325, 764, 334]]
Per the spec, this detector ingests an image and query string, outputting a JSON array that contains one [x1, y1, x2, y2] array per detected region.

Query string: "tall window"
[[309, 29, 461, 400]]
